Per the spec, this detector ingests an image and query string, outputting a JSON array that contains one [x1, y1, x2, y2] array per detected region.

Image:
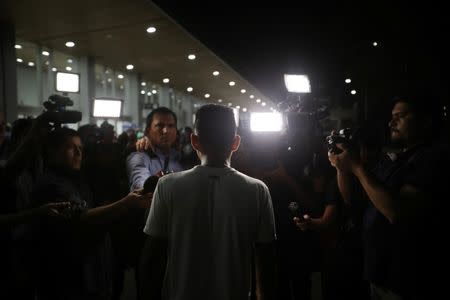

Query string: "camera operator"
[[328, 95, 448, 299]]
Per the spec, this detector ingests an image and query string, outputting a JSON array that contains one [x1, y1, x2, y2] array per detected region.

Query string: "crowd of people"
[[0, 94, 448, 300]]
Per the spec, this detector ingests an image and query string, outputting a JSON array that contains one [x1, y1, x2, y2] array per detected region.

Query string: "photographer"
[[328, 95, 447, 299]]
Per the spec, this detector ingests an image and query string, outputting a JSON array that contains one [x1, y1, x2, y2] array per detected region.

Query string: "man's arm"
[[139, 236, 168, 300], [336, 170, 354, 204], [79, 192, 151, 226], [255, 242, 276, 300], [126, 152, 152, 191], [354, 165, 425, 224]]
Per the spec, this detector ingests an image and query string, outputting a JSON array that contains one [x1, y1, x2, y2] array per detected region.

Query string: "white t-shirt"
[[144, 165, 276, 300]]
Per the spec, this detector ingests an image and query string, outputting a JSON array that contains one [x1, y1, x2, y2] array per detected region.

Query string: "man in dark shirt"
[[328, 95, 447, 299], [30, 128, 151, 300]]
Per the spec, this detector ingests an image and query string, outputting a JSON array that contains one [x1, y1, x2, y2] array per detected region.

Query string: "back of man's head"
[[194, 104, 237, 154]]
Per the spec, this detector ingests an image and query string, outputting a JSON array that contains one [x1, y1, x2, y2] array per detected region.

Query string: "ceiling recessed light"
[[249, 95, 254, 99], [152, 89, 157, 94], [15, 44, 22, 49], [187, 87, 193, 92], [204, 93, 210, 98], [42, 51, 50, 56], [373, 41, 378, 47], [217, 99, 223, 103], [241, 89, 246, 94], [126, 64, 134, 70], [213, 71, 220, 76], [65, 66, 72, 71], [65, 41, 75, 48], [67, 59, 73, 63], [351, 90, 357, 95], [51, 67, 57, 72], [188, 54, 196, 60], [256, 98, 261, 103], [229, 81, 235, 86], [141, 82, 146, 86], [345, 78, 351, 83], [262, 102, 266, 106], [163, 78, 170, 83], [146, 26, 156, 33], [117, 74, 124, 79], [242, 108, 247, 112], [28, 62, 34, 67], [16, 58, 23, 63], [140, 90, 146, 95]]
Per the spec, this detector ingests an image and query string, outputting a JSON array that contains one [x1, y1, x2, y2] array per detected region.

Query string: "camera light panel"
[[55, 72, 80, 93], [250, 112, 283, 132], [284, 74, 311, 93], [93, 98, 122, 118]]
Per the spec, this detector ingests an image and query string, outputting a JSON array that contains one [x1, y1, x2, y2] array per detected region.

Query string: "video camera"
[[326, 128, 358, 154], [42, 94, 82, 126]]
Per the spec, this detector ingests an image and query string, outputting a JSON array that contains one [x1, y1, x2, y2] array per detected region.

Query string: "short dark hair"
[[194, 104, 236, 153], [44, 127, 80, 162], [145, 107, 177, 130], [393, 94, 444, 131]]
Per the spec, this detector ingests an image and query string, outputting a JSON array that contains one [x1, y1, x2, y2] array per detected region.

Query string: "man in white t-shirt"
[[140, 104, 276, 300]]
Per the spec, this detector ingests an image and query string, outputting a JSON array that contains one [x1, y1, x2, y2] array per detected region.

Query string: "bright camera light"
[[52, 67, 57, 72], [163, 78, 170, 83], [65, 66, 72, 71], [217, 99, 223, 103], [152, 89, 157, 94], [351, 90, 357, 95], [250, 95, 254, 99], [229, 81, 235, 86], [284, 74, 311, 93], [256, 98, 261, 103], [188, 54, 196, 60], [187, 87, 193, 92], [93, 99, 122, 118], [242, 108, 247, 112], [16, 58, 23, 63], [15, 44, 22, 49], [117, 74, 124, 79], [250, 112, 283, 132], [56, 72, 80, 93], [126, 64, 134, 70], [146, 26, 156, 33], [345, 78, 351, 83], [140, 90, 146, 95], [204, 93, 210, 98], [141, 82, 146, 86], [240, 89, 246, 94], [213, 71, 220, 76], [65, 41, 75, 48], [42, 51, 50, 56]]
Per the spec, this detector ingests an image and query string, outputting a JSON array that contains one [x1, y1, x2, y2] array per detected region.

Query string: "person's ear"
[[191, 133, 202, 152], [231, 135, 241, 153]]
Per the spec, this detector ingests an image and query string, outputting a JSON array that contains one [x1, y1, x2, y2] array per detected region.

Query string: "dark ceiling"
[[153, 0, 449, 114]]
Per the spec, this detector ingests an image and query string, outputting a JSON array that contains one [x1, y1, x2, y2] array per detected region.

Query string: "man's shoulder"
[[126, 151, 151, 163], [232, 170, 268, 189]]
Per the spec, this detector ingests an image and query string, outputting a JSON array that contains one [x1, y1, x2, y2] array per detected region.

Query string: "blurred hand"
[[35, 202, 71, 219], [136, 136, 153, 152], [328, 143, 360, 173], [293, 214, 313, 231], [123, 191, 153, 210]]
